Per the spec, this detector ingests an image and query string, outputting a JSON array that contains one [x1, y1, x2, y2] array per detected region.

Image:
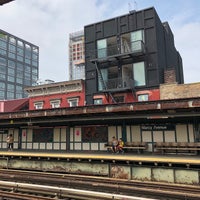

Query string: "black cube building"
[[84, 7, 183, 105]]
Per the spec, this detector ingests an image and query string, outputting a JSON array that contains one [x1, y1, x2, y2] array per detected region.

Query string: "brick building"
[[25, 79, 85, 110]]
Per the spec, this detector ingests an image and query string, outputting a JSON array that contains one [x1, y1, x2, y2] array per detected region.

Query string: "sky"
[[0, 0, 200, 83]]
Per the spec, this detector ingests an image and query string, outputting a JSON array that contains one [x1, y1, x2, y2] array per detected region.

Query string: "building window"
[[99, 66, 119, 91], [25, 58, 31, 64], [50, 99, 61, 108], [24, 79, 31, 85], [8, 76, 15, 82], [25, 65, 31, 73], [32, 67, 38, 74], [17, 55, 23, 62], [0, 74, 6, 80], [97, 39, 107, 58], [8, 52, 15, 59], [0, 49, 6, 56], [32, 60, 38, 67], [0, 90, 5, 99], [131, 30, 144, 52], [0, 33, 7, 41], [0, 65, 6, 74], [25, 49, 31, 59], [0, 82, 5, 89], [16, 78, 23, 84], [33, 46, 38, 53], [138, 94, 149, 101], [17, 63, 23, 71], [97, 37, 118, 58], [121, 30, 144, 53], [25, 43, 31, 49], [16, 85, 22, 92], [7, 83, 14, 91], [133, 62, 146, 86], [67, 98, 79, 107], [8, 60, 15, 68], [7, 91, 14, 99], [24, 72, 31, 79], [9, 36, 16, 44], [34, 102, 43, 109], [0, 40, 7, 49], [32, 53, 38, 61], [8, 68, 15, 76], [17, 40, 23, 47], [9, 44, 16, 52], [16, 93, 23, 99], [0, 58, 6, 66], [17, 47, 23, 56], [93, 98, 103, 105]]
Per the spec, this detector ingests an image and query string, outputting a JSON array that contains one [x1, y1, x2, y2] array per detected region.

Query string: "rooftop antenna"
[[129, 1, 137, 14], [128, 2, 132, 12], [134, 0, 138, 11]]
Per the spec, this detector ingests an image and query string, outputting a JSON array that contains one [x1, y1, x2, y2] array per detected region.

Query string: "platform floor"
[[0, 150, 200, 165]]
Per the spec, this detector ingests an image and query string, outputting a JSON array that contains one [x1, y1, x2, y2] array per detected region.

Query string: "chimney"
[[164, 69, 176, 83]]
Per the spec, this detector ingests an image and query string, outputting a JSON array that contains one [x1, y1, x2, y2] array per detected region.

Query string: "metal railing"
[[100, 77, 134, 91], [88, 40, 145, 60]]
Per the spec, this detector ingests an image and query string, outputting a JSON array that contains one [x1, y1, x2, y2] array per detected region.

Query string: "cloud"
[[0, 0, 107, 82], [171, 14, 200, 83]]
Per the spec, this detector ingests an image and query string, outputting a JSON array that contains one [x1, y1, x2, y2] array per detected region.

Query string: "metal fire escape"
[[90, 37, 146, 103], [94, 61, 116, 103]]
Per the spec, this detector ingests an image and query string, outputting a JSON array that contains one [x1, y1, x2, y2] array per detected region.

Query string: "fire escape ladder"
[[94, 61, 116, 103], [123, 38, 131, 53], [94, 61, 106, 90], [131, 86, 136, 99], [130, 78, 136, 99], [108, 91, 116, 103]]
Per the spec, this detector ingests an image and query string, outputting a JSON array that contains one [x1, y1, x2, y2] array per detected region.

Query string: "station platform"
[[1, 150, 200, 186], [0, 150, 199, 165]]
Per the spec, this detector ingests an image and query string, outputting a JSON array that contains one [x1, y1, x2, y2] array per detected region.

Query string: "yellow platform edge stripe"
[[0, 151, 199, 165]]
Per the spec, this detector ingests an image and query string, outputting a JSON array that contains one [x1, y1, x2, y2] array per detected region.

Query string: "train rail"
[[0, 169, 199, 199], [0, 180, 157, 200], [0, 190, 51, 200]]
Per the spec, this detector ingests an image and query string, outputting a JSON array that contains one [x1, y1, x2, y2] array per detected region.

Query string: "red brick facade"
[[25, 80, 85, 110]]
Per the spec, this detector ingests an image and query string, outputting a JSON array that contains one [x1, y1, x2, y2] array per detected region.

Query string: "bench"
[[104, 141, 148, 154], [154, 142, 200, 154]]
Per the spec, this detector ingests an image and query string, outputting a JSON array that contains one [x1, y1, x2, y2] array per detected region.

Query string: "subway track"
[[0, 180, 157, 200], [0, 169, 199, 199]]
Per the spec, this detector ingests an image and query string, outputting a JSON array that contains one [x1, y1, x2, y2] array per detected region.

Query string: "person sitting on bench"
[[117, 138, 124, 153], [112, 136, 118, 153]]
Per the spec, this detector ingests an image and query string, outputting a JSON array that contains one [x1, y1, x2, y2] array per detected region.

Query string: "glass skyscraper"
[[0, 29, 39, 100]]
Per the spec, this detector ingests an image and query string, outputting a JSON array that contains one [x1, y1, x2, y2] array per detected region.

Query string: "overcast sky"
[[0, 0, 199, 83]]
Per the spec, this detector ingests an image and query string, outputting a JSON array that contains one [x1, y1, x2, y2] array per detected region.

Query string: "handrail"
[[102, 77, 134, 90], [87, 40, 145, 60]]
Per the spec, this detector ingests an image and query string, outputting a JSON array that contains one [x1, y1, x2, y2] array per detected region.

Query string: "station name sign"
[[141, 124, 175, 131]]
